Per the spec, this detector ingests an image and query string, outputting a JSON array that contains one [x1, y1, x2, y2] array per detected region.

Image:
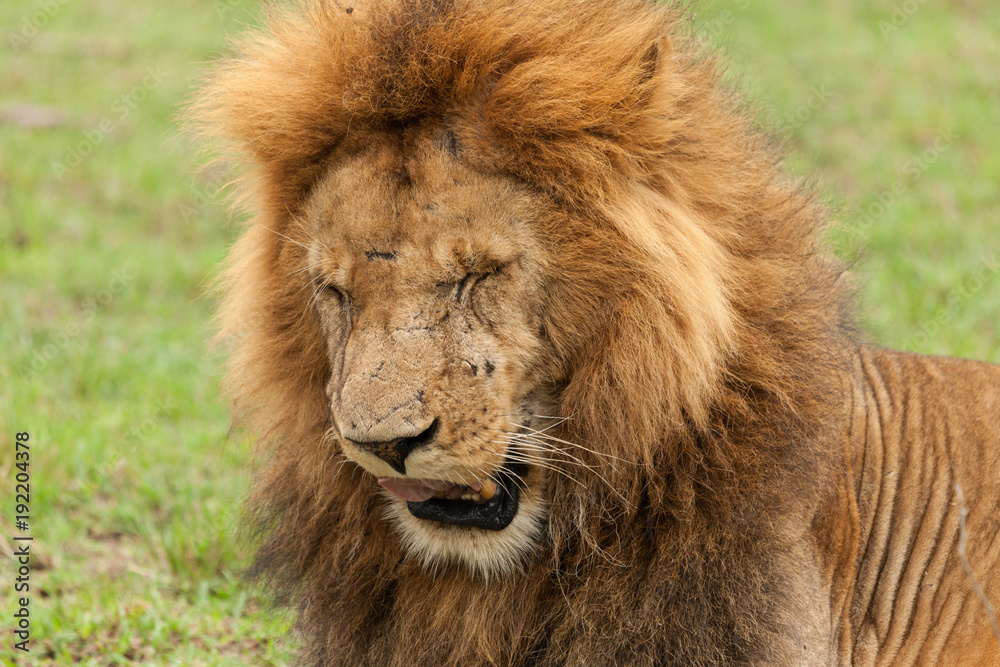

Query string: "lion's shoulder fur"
[[191, 0, 1000, 664]]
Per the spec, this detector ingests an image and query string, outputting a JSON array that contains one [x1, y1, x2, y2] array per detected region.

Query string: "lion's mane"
[[193, 0, 861, 664]]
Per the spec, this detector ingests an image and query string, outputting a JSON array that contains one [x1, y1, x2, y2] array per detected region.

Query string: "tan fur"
[[191, 0, 1000, 664]]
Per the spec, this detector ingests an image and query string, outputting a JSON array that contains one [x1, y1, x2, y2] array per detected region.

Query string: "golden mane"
[[191, 0, 878, 663]]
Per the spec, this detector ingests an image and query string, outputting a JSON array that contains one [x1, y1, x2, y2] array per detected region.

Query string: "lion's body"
[[842, 349, 1000, 665], [192, 0, 1000, 664]]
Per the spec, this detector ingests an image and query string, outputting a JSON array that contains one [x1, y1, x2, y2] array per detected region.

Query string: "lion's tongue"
[[378, 477, 481, 502]]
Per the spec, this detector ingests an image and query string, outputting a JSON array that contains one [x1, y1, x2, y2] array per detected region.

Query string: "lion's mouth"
[[379, 462, 524, 531]]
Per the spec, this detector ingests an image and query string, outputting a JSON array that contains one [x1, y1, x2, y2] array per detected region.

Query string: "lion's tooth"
[[461, 493, 472, 500], [480, 478, 497, 501], [471, 493, 481, 502]]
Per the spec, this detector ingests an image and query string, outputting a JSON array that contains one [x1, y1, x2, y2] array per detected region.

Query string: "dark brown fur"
[[191, 1, 1000, 664]]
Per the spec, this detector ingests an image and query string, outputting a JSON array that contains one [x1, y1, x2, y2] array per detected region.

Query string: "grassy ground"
[[0, 0, 996, 664]]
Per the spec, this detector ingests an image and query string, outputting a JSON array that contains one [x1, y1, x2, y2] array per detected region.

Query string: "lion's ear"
[[642, 34, 673, 82]]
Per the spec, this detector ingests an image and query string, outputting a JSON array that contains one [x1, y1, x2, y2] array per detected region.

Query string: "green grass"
[[694, 0, 999, 360], [1, 0, 296, 664], [0, 0, 997, 664]]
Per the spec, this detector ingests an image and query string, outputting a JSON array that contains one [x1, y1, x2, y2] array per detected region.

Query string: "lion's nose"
[[343, 418, 439, 474]]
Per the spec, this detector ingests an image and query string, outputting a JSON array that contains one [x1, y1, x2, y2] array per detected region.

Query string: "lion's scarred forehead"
[[303, 129, 540, 296]]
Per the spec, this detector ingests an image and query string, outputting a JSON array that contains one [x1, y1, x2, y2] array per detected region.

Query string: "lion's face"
[[304, 129, 556, 577]]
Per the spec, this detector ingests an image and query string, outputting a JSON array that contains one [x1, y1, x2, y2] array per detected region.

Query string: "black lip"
[[406, 462, 525, 531]]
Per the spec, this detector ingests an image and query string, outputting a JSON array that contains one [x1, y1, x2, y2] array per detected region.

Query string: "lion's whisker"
[[498, 438, 622, 498], [499, 434, 593, 465], [526, 419, 573, 435], [500, 437, 631, 505], [259, 223, 310, 251], [501, 434, 627, 475], [501, 452, 586, 489], [290, 260, 329, 277], [506, 425, 635, 466]]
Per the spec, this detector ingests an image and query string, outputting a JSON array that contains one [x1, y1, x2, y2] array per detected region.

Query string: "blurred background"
[[0, 0, 996, 664]]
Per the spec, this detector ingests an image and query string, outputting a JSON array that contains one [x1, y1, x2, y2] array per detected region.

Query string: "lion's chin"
[[383, 480, 547, 580]]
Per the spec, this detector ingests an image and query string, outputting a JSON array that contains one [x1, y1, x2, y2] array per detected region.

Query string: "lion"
[[191, 0, 1000, 664]]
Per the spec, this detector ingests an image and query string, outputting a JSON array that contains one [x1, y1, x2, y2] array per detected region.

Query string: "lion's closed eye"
[[315, 281, 350, 304], [453, 272, 481, 301], [436, 263, 508, 301]]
